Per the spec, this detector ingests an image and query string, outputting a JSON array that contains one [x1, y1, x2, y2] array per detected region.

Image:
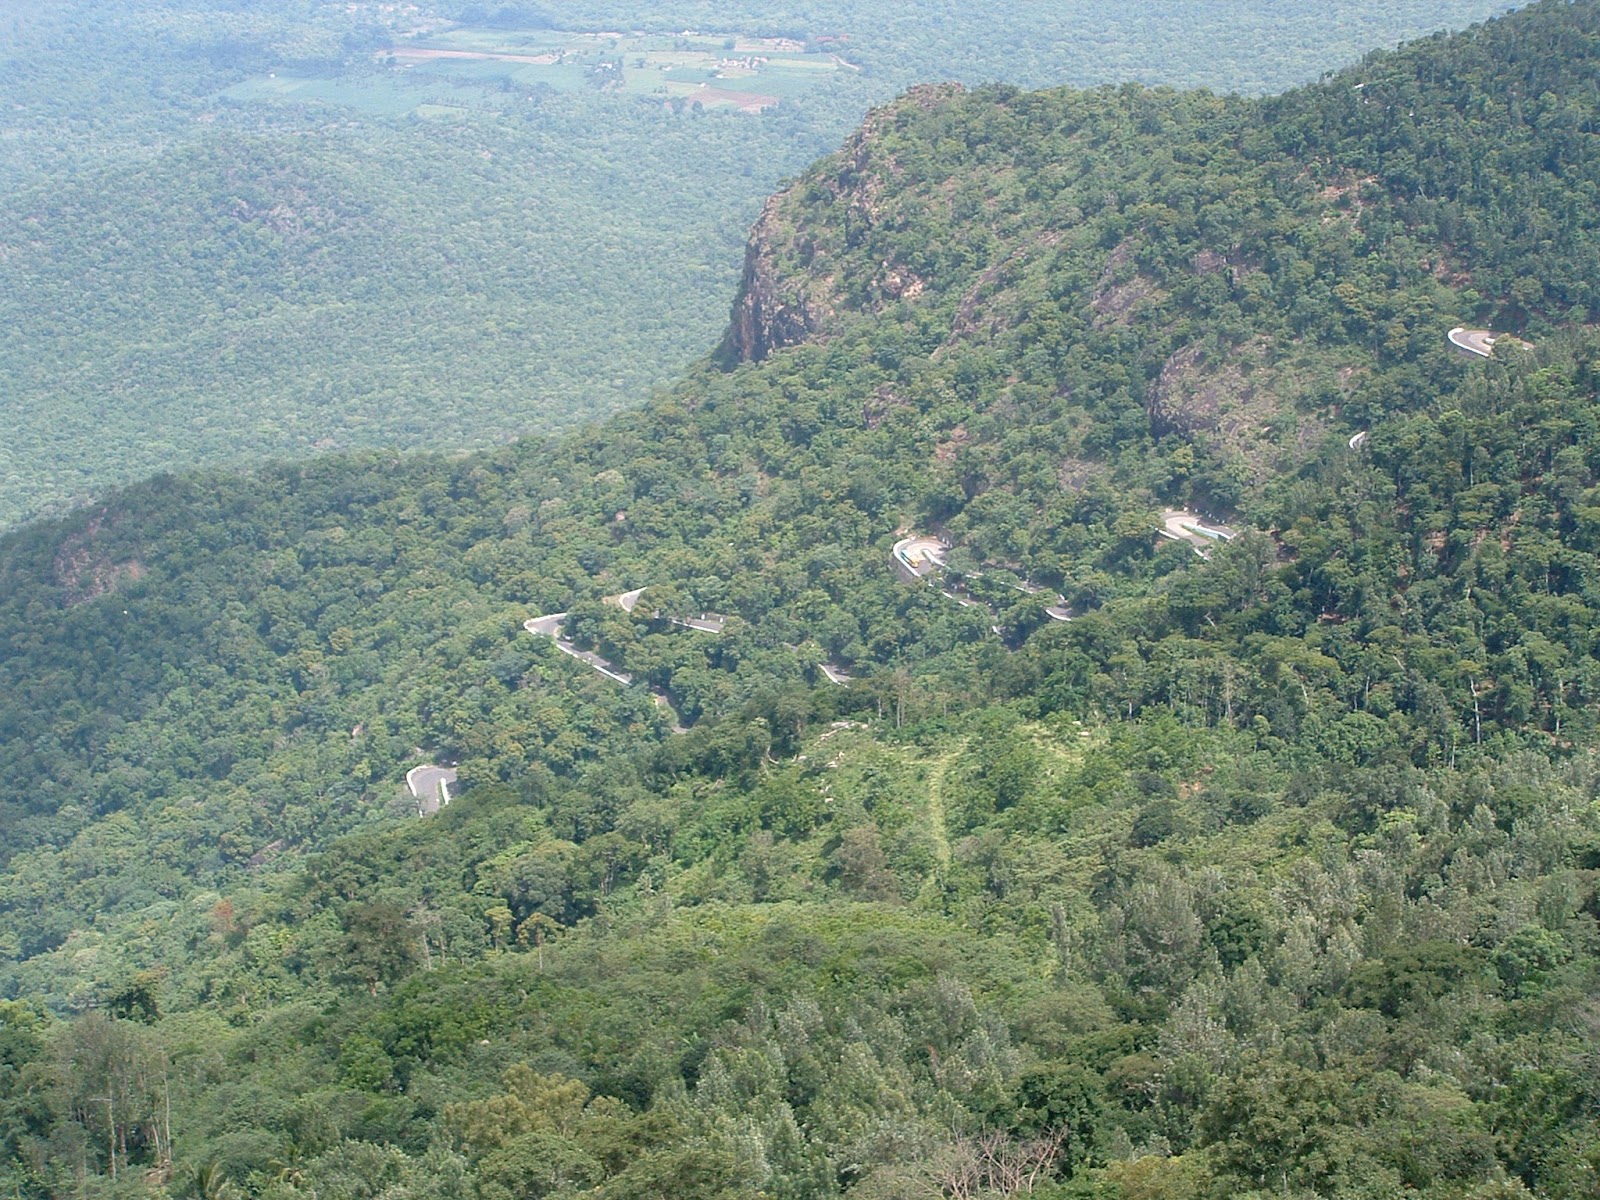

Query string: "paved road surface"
[[558, 643, 633, 684], [523, 614, 682, 720], [941, 589, 984, 608], [674, 614, 728, 633], [1448, 327, 1497, 358], [611, 587, 648, 613], [525, 612, 568, 638], [892, 535, 947, 581], [524, 614, 634, 684], [1160, 509, 1236, 557], [1449, 327, 1531, 359], [406, 764, 457, 815]]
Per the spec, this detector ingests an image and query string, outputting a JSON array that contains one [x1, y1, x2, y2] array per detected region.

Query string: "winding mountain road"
[[523, 614, 634, 684]]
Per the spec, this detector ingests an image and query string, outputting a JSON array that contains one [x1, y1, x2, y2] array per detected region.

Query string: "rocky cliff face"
[[716, 193, 835, 365], [718, 84, 965, 365]]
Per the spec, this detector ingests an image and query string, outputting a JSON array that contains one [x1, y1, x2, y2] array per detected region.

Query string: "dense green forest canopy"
[[0, 0, 1512, 530], [1, 1, 1599, 1197]]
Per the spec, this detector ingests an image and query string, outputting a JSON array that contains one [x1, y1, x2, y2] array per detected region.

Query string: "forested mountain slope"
[[0, 2, 1598, 1197], [0, 0, 1511, 530]]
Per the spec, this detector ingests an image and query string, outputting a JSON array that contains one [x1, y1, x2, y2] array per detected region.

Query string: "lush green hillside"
[[0, 0, 1512, 529], [0, 2, 1598, 1197]]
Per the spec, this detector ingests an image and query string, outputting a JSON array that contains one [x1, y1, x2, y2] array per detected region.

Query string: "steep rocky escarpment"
[[716, 192, 838, 365], [718, 83, 965, 364]]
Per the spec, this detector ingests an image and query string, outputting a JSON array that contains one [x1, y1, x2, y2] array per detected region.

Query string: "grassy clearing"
[[222, 73, 424, 117]]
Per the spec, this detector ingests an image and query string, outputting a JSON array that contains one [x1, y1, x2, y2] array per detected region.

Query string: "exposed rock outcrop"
[[1146, 337, 1352, 490], [718, 84, 965, 365], [1148, 343, 1229, 438], [716, 193, 836, 365]]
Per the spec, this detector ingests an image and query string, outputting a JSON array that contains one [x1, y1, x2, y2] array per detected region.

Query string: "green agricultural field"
[[225, 28, 848, 118], [360, 27, 851, 113]]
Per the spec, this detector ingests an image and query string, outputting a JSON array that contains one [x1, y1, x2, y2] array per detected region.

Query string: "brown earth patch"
[[1317, 172, 1379, 226], [53, 514, 145, 607], [694, 86, 778, 111], [934, 425, 971, 465]]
